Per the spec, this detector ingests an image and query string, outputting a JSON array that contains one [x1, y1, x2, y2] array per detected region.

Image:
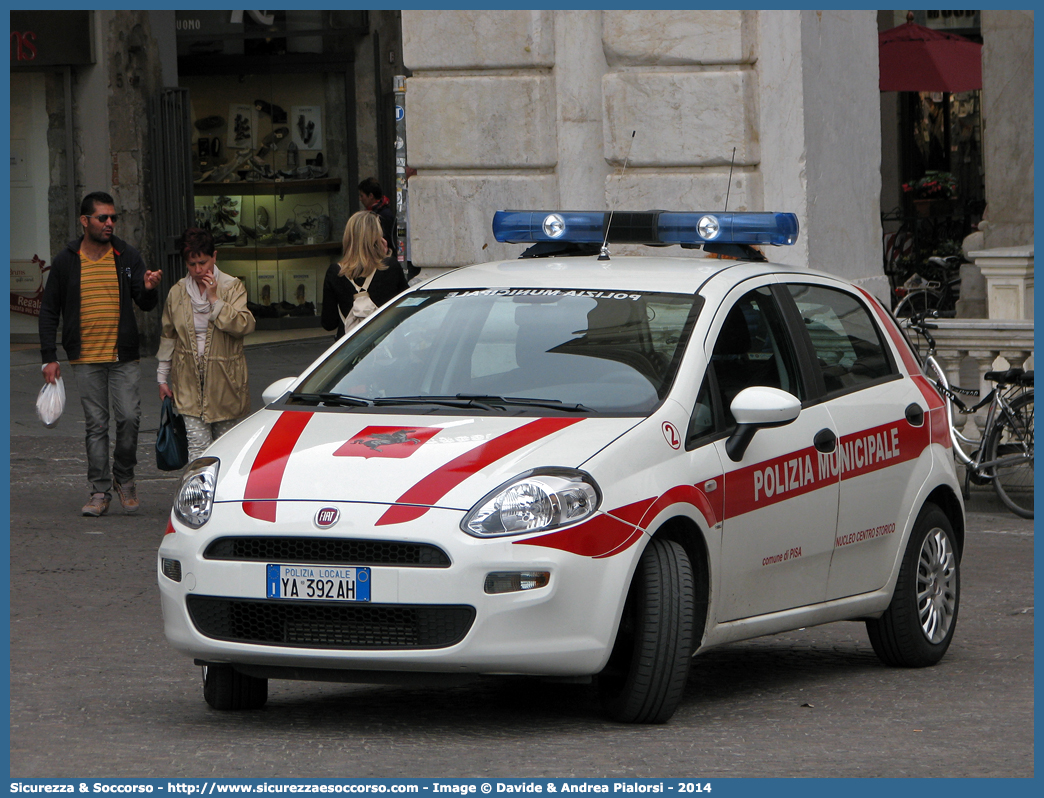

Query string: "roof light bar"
[[492, 210, 799, 247]]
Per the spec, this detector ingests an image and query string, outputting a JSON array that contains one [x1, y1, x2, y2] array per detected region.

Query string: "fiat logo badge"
[[314, 507, 340, 528]]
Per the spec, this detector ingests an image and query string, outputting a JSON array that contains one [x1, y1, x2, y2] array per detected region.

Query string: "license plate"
[[266, 564, 371, 602]]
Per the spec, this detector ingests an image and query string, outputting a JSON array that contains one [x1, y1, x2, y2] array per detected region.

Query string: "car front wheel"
[[202, 664, 268, 710], [598, 537, 694, 723], [866, 503, 960, 667]]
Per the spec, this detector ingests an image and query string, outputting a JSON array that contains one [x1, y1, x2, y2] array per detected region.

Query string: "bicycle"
[[900, 311, 1034, 518], [881, 208, 915, 306], [893, 255, 962, 318]]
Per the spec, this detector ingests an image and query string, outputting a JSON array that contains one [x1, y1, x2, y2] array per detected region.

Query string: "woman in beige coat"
[[157, 227, 255, 461]]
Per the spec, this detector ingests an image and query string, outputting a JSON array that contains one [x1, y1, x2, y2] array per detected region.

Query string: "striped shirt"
[[72, 249, 120, 364]]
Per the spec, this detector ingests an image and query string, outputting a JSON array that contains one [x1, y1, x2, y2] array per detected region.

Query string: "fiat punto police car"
[[158, 210, 963, 723]]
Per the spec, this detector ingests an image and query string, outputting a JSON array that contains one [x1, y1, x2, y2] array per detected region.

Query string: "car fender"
[[874, 447, 964, 609]]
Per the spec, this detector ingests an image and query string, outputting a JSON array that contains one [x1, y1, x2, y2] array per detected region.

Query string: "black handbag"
[[156, 396, 189, 471]]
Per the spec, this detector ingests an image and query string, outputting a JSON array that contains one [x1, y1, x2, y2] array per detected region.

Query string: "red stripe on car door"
[[376, 417, 584, 525], [243, 411, 313, 522], [911, 375, 952, 448]]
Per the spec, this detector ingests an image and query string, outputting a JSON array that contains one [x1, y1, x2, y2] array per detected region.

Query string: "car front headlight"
[[462, 468, 601, 537], [174, 457, 219, 528]]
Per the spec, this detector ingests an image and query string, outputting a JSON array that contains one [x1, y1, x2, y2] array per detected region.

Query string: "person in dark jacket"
[[358, 176, 398, 258], [38, 191, 163, 517], [321, 210, 408, 338]]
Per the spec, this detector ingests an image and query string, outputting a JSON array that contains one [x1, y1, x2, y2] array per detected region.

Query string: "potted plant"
[[902, 171, 959, 217]]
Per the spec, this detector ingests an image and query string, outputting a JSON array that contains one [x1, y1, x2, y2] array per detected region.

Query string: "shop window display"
[[186, 71, 345, 329]]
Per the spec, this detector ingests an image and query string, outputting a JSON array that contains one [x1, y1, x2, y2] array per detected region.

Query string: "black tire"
[[987, 391, 1033, 519], [866, 503, 960, 667], [894, 289, 944, 318], [202, 664, 268, 710], [598, 537, 694, 724]]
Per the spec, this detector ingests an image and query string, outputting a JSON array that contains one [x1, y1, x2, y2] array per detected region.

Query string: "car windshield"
[[291, 288, 702, 415]]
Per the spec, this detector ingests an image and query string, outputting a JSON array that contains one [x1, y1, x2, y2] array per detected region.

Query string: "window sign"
[[10, 11, 94, 67]]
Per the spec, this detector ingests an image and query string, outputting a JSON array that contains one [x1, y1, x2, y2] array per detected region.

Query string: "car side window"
[[686, 375, 717, 446], [709, 287, 803, 427], [786, 284, 895, 395]]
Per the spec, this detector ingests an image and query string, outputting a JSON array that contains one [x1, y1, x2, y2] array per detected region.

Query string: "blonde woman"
[[321, 210, 408, 338]]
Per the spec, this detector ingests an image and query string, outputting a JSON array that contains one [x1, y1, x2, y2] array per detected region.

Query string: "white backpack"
[[337, 270, 377, 336]]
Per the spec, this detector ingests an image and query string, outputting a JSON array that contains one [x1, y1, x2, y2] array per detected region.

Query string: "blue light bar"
[[492, 210, 799, 247]]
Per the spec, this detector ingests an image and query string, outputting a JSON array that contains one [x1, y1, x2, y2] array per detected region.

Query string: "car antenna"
[[599, 130, 636, 261], [704, 147, 767, 262], [724, 147, 736, 211]]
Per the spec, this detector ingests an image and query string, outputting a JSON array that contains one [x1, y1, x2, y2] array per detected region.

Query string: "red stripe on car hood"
[[243, 411, 313, 522], [376, 417, 584, 525]]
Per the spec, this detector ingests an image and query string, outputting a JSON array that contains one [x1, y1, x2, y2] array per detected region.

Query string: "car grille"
[[203, 537, 451, 567], [186, 595, 475, 649]]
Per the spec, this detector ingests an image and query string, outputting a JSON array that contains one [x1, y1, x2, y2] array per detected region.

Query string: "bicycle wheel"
[[986, 391, 1033, 518], [894, 289, 944, 318]]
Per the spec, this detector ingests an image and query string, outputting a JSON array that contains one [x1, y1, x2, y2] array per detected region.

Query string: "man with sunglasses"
[[39, 191, 163, 517]]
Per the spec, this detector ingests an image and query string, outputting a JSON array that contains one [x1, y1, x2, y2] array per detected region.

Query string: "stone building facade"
[[10, 10, 404, 346], [11, 10, 1031, 345], [11, 10, 167, 342], [402, 10, 887, 298], [979, 10, 1034, 250]]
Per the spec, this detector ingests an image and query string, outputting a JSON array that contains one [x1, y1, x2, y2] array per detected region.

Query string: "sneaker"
[[82, 493, 110, 517], [114, 480, 140, 514]]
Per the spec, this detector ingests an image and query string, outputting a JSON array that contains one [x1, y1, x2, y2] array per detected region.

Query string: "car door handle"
[[814, 428, 837, 453]]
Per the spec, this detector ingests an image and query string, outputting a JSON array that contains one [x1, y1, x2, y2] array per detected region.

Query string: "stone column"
[[981, 10, 1034, 250], [554, 11, 608, 210]]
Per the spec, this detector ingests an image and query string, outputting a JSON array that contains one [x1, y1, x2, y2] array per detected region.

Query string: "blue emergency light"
[[492, 210, 799, 247]]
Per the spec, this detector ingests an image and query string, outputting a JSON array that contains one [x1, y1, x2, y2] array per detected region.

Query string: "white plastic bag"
[[36, 373, 66, 428]]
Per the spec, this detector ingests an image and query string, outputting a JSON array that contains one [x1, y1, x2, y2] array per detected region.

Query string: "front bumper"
[[158, 500, 638, 676]]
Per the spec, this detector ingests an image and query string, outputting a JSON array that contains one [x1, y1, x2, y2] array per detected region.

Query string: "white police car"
[[158, 210, 963, 723]]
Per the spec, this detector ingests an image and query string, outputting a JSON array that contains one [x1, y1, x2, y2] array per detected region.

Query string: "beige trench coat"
[[157, 270, 255, 423]]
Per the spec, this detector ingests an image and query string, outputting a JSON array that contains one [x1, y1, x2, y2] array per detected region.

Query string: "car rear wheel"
[[202, 664, 268, 710], [598, 537, 694, 724], [866, 503, 960, 667]]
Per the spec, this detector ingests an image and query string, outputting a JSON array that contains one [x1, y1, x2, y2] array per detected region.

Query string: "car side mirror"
[[262, 376, 298, 405], [725, 386, 801, 462]]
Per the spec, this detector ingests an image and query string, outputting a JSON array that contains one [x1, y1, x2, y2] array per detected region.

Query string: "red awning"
[[879, 20, 982, 93]]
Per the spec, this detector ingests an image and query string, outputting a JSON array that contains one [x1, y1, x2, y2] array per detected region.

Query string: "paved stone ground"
[[7, 341, 1034, 779]]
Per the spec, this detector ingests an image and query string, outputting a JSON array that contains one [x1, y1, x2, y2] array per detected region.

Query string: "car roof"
[[417, 254, 847, 297]]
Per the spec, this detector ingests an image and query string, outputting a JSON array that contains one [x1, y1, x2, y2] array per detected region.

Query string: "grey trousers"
[[72, 361, 141, 495]]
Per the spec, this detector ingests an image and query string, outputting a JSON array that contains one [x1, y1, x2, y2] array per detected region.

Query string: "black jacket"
[[38, 235, 159, 364], [321, 259, 409, 338], [371, 196, 398, 257]]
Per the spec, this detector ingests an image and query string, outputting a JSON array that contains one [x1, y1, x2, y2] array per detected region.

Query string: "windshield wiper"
[[454, 394, 592, 413], [292, 392, 372, 407], [372, 395, 497, 411]]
